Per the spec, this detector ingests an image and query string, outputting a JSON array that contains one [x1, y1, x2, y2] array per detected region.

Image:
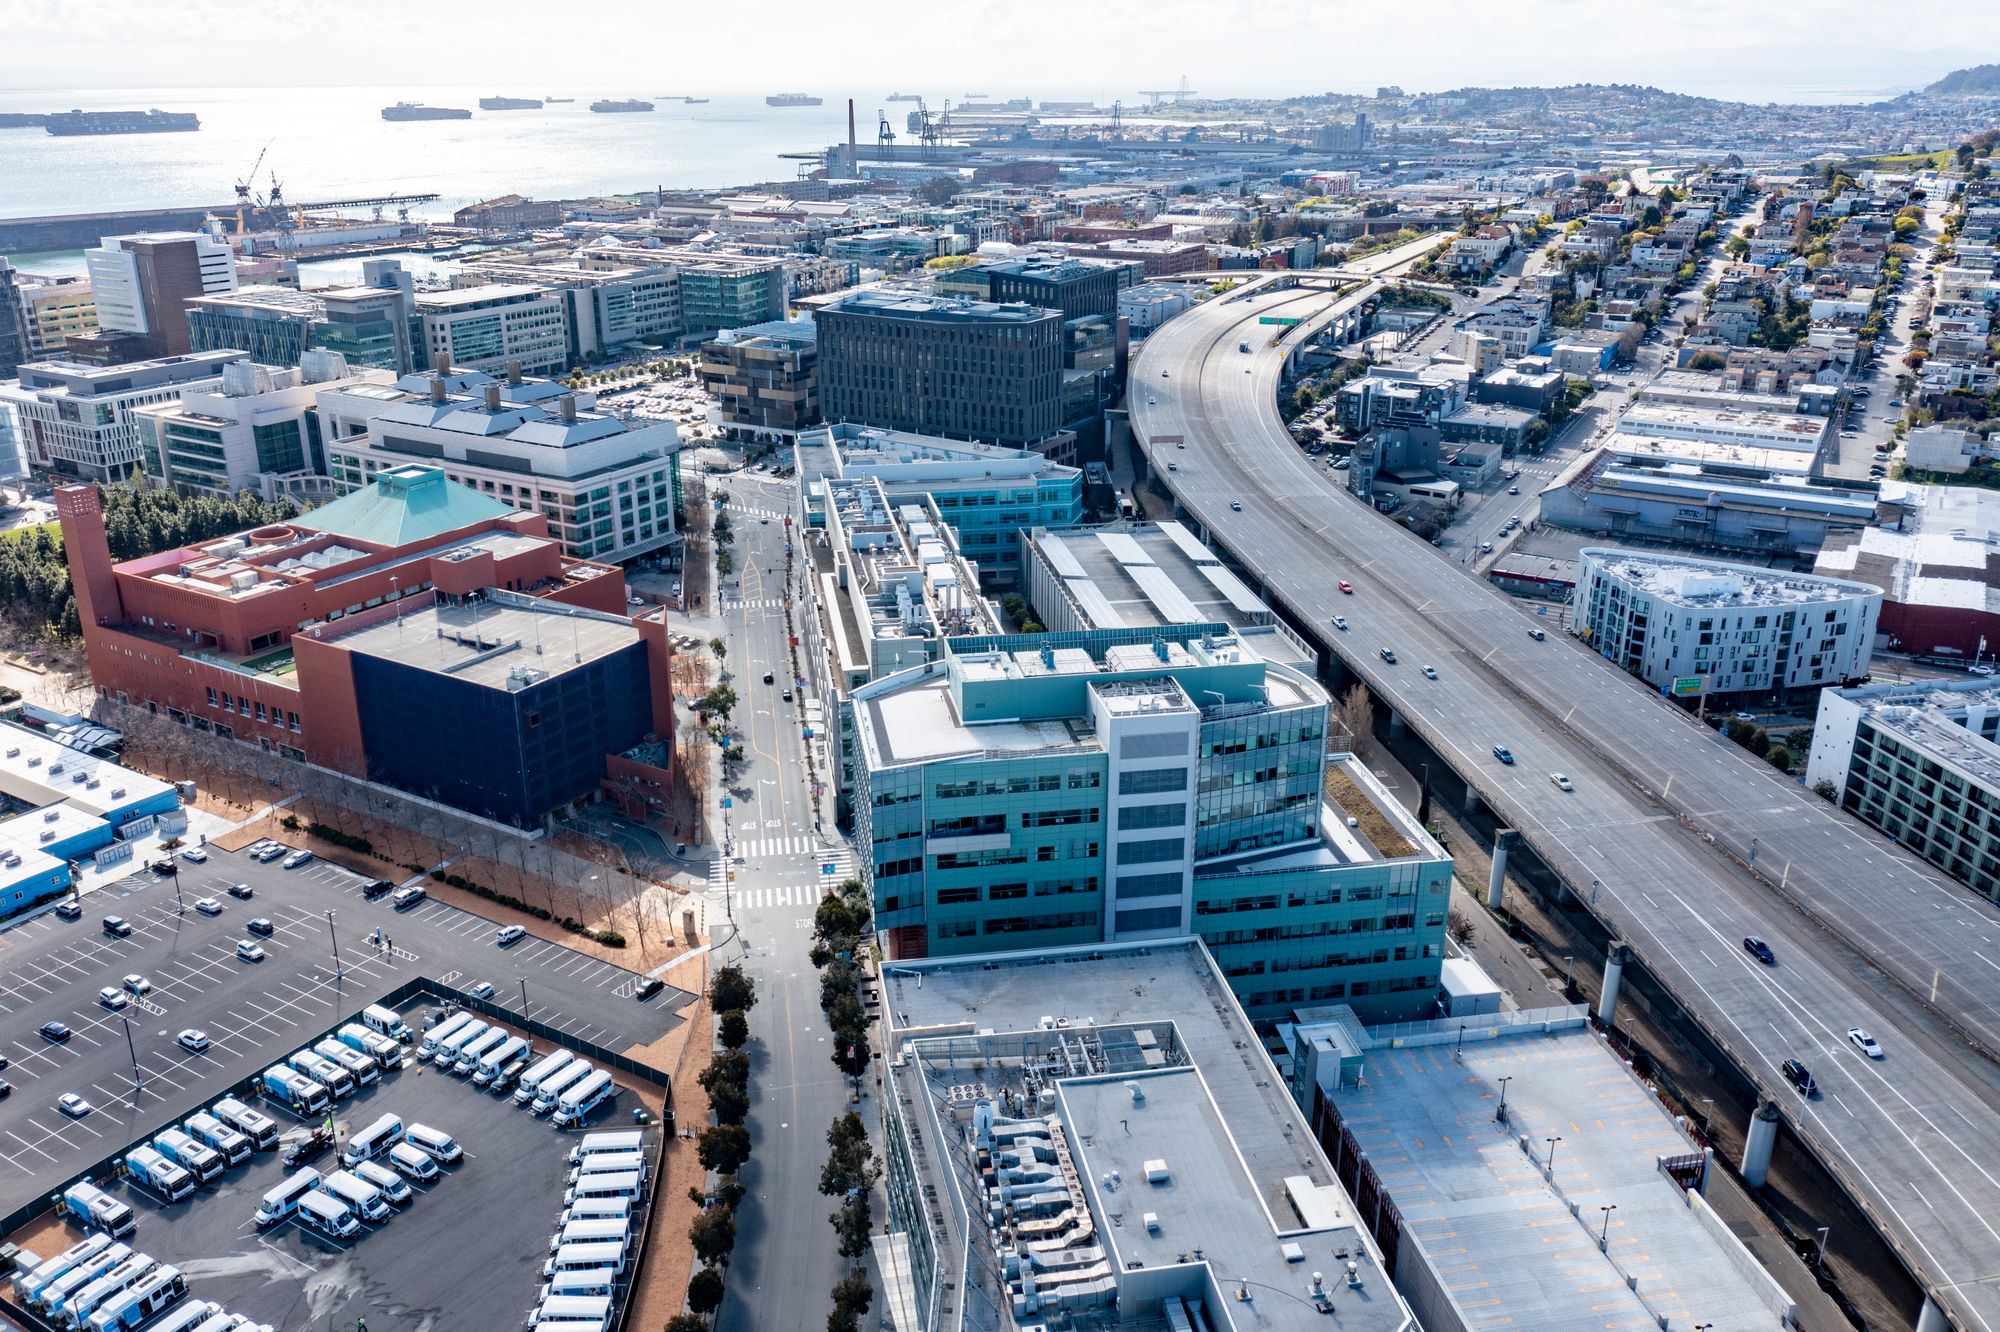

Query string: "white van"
[[124, 1146, 195, 1202], [33, 1243, 129, 1316], [538, 1267, 619, 1302], [152, 1129, 224, 1184], [15, 1235, 116, 1306], [472, 1035, 530, 1088], [452, 1027, 507, 1076], [83, 1262, 184, 1331], [61, 1253, 157, 1330], [432, 1019, 489, 1069], [362, 1003, 412, 1042], [254, 1168, 321, 1227], [295, 1191, 361, 1241], [140, 1302, 223, 1332], [387, 1142, 439, 1182], [562, 1171, 643, 1208], [557, 1196, 632, 1228], [343, 1113, 404, 1168], [530, 1061, 595, 1116], [183, 1113, 252, 1166], [287, 1050, 354, 1100], [567, 1130, 643, 1163], [351, 1160, 411, 1207], [211, 1097, 279, 1150], [313, 1038, 379, 1086], [319, 1170, 391, 1223], [549, 1069, 615, 1128], [547, 1217, 630, 1253], [337, 1023, 404, 1070], [418, 1011, 475, 1062], [515, 1050, 579, 1107], [542, 1244, 626, 1279], [403, 1123, 462, 1165], [568, 1151, 647, 1186]]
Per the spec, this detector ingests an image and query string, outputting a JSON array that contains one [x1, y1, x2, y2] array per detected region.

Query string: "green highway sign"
[[1670, 676, 1707, 697], [1257, 315, 1301, 326]]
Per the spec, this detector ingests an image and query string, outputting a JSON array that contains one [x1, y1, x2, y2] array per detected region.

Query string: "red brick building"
[[61, 464, 678, 824]]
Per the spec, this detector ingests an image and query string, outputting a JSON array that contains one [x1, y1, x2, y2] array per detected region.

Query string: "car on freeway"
[[1230, 500, 1242, 511], [1421, 665, 1438, 679], [54, 900, 82, 920], [177, 1029, 210, 1054], [1491, 746, 1515, 765], [282, 850, 314, 869], [634, 978, 665, 1002], [122, 975, 150, 995], [194, 897, 223, 916], [1527, 627, 1546, 641], [39, 1021, 70, 1043], [96, 986, 128, 1010], [496, 925, 526, 947], [236, 940, 266, 962], [102, 915, 132, 937], [179, 846, 208, 864], [1479, 541, 1494, 553], [1549, 772, 1575, 792], [1331, 615, 1348, 631], [227, 882, 254, 900], [1847, 1027, 1884, 1059], [1508, 485, 1520, 494], [57, 1093, 91, 1118], [1166, 461, 1177, 471], [467, 981, 495, 1001], [1743, 936, 1777, 965], [1378, 648, 1397, 664], [1337, 581, 1353, 594], [1781, 1058, 1818, 1098], [246, 917, 275, 936]]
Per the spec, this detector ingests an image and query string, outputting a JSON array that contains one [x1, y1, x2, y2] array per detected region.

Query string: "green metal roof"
[[295, 465, 516, 547]]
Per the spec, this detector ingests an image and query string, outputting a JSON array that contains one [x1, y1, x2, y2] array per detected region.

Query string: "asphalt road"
[[0, 844, 689, 1212], [1131, 244, 2000, 1330]]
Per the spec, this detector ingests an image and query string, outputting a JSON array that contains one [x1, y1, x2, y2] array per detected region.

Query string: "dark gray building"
[[0, 259, 28, 379], [982, 257, 1121, 322], [815, 291, 1062, 448]]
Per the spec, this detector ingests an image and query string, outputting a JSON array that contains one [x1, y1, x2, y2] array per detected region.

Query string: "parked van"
[[337, 1023, 404, 1070], [287, 1050, 354, 1100], [351, 1159, 412, 1206], [362, 1002, 412, 1042], [32, 1243, 129, 1316], [212, 1097, 279, 1149], [295, 1191, 361, 1241], [84, 1262, 184, 1331], [547, 1218, 630, 1253], [568, 1152, 647, 1187], [386, 1142, 439, 1183], [451, 1027, 507, 1076], [313, 1039, 380, 1086], [57, 1182, 136, 1237], [259, 1067, 329, 1117], [472, 1035, 530, 1087], [515, 1050, 579, 1107], [418, 1011, 475, 1062], [530, 1061, 595, 1115], [562, 1172, 643, 1208], [152, 1130, 224, 1185], [15, 1235, 115, 1306], [567, 1130, 643, 1164], [124, 1146, 195, 1202], [61, 1253, 158, 1330], [403, 1123, 462, 1165], [186, 1312, 244, 1332], [318, 1170, 391, 1223], [550, 1069, 615, 1129], [254, 1168, 321, 1227], [538, 1267, 620, 1303], [542, 1245, 627, 1279], [183, 1113, 251, 1166], [432, 1019, 489, 1069], [557, 1196, 632, 1229], [343, 1113, 405, 1168], [140, 1301, 222, 1332]]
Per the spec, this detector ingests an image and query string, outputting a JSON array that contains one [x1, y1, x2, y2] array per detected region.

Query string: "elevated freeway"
[[1130, 257, 2000, 1330]]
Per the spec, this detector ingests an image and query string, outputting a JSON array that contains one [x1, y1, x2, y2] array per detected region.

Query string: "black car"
[[150, 859, 177, 876], [633, 977, 665, 1002], [1743, 936, 1776, 965], [246, 917, 276, 936], [363, 878, 396, 899], [1782, 1058, 1818, 1098], [0, 1078, 10, 1099], [38, 1021, 71, 1043], [227, 882, 255, 900], [763, 672, 776, 685]]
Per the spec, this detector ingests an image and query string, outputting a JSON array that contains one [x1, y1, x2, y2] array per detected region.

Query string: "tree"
[[920, 176, 964, 204], [833, 1193, 873, 1258], [689, 1206, 738, 1267], [1338, 684, 1374, 756], [1765, 745, 1795, 773], [1019, 620, 1044, 634], [701, 685, 739, 723], [716, 549, 735, 576], [712, 962, 757, 1014], [708, 636, 727, 664], [832, 1273, 874, 1319], [699, 1124, 753, 1176], [701, 1050, 750, 1095], [1001, 593, 1026, 621], [688, 1266, 727, 1318], [821, 1112, 877, 1197], [717, 1008, 750, 1051], [1813, 778, 1838, 801], [708, 1075, 751, 1126], [668, 1316, 712, 1332]]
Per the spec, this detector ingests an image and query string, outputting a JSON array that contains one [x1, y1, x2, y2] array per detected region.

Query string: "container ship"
[[886, 92, 919, 102], [45, 108, 199, 136], [381, 102, 471, 121], [765, 93, 822, 107], [685, 97, 710, 104], [546, 96, 575, 103], [479, 96, 543, 110], [591, 99, 655, 113]]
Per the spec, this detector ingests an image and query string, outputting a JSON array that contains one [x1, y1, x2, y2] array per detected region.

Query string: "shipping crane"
[[877, 108, 895, 148], [1138, 77, 1198, 107]]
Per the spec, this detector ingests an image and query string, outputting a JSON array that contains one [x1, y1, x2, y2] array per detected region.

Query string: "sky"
[[0, 0, 1990, 101]]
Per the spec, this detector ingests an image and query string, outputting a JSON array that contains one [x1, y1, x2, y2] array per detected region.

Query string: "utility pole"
[[326, 910, 343, 981], [122, 1014, 141, 1096]]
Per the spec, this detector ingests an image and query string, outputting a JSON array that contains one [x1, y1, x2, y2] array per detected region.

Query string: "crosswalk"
[[723, 598, 786, 612], [736, 834, 820, 858], [735, 883, 831, 910], [727, 505, 790, 522]]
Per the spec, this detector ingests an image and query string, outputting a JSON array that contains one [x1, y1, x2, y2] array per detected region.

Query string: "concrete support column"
[[1386, 711, 1405, 739], [1487, 830, 1515, 911], [1916, 1294, 1951, 1332], [1463, 785, 1480, 816], [1741, 1098, 1780, 1189], [1597, 942, 1630, 1026]]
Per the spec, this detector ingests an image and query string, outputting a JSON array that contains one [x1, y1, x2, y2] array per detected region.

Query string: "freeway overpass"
[[1130, 251, 2000, 1331]]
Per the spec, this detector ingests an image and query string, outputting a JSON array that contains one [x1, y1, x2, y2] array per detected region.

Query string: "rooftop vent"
[[1144, 1159, 1170, 1185]]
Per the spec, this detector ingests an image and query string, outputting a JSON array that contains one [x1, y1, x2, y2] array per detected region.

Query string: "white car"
[[1847, 1027, 1884, 1059], [178, 847, 208, 864], [57, 1093, 91, 1118], [122, 974, 150, 995], [1421, 665, 1438, 679], [495, 925, 527, 947], [235, 940, 266, 962], [467, 981, 495, 1001], [177, 1029, 210, 1054], [1549, 772, 1575, 792], [194, 897, 223, 916], [282, 850, 314, 870], [1331, 615, 1349, 631], [97, 986, 129, 1010]]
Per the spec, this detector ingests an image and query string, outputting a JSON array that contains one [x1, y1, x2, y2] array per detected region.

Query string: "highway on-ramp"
[[1131, 263, 2000, 1330]]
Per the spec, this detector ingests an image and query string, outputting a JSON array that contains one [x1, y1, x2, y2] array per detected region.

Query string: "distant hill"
[[1927, 65, 2000, 95]]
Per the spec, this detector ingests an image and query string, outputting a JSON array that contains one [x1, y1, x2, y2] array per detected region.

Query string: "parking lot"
[[0, 844, 690, 1209], [10, 998, 661, 1330]]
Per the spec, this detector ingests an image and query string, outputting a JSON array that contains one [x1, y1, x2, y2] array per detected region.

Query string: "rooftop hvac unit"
[[47, 762, 62, 775], [43, 809, 59, 822], [110, 787, 125, 799], [86, 779, 100, 789], [1144, 1159, 1170, 1185], [3, 746, 16, 757], [230, 570, 259, 593]]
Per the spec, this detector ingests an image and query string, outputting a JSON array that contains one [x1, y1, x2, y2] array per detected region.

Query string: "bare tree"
[[1338, 684, 1376, 759]]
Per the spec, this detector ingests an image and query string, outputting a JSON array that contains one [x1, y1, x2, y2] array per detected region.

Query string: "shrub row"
[[424, 868, 625, 947]]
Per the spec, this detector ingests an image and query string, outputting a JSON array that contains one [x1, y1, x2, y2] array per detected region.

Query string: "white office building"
[[1575, 547, 1881, 698], [84, 231, 236, 339], [317, 367, 680, 562], [0, 350, 246, 481], [416, 285, 569, 378]]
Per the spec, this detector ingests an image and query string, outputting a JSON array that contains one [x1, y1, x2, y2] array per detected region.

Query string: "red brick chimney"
[[55, 485, 123, 632]]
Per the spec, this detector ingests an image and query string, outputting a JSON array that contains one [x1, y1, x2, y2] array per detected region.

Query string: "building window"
[[1117, 837, 1185, 866], [1116, 906, 1181, 932], [1118, 767, 1188, 796]]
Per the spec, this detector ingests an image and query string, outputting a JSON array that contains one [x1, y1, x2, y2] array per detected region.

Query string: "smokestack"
[[847, 98, 857, 174], [560, 394, 577, 423], [483, 383, 502, 412], [430, 376, 448, 405], [432, 349, 451, 375], [505, 360, 523, 386]]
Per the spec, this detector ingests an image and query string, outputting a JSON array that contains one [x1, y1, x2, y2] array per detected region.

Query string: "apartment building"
[[0, 350, 246, 480], [698, 318, 818, 440], [415, 285, 569, 377], [15, 274, 99, 358]]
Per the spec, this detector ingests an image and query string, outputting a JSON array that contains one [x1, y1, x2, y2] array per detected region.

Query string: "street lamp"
[[121, 1013, 141, 1096], [325, 910, 343, 981], [519, 978, 529, 1014], [1495, 1075, 1512, 1123], [1598, 1203, 1617, 1247], [1545, 1135, 1563, 1174], [1814, 1226, 1831, 1275], [1749, 836, 1759, 865]]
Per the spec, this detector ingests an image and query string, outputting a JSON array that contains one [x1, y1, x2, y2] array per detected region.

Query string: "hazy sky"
[[1, 0, 1989, 99]]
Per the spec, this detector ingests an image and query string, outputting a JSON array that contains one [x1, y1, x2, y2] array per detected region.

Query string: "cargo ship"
[[546, 96, 574, 103], [765, 93, 822, 107], [45, 108, 199, 136], [886, 92, 919, 102], [479, 96, 543, 110], [381, 102, 471, 121], [684, 97, 709, 104], [591, 99, 655, 113]]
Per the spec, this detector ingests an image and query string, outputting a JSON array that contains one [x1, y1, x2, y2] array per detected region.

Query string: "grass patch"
[[0, 521, 57, 544], [1323, 763, 1415, 858]]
